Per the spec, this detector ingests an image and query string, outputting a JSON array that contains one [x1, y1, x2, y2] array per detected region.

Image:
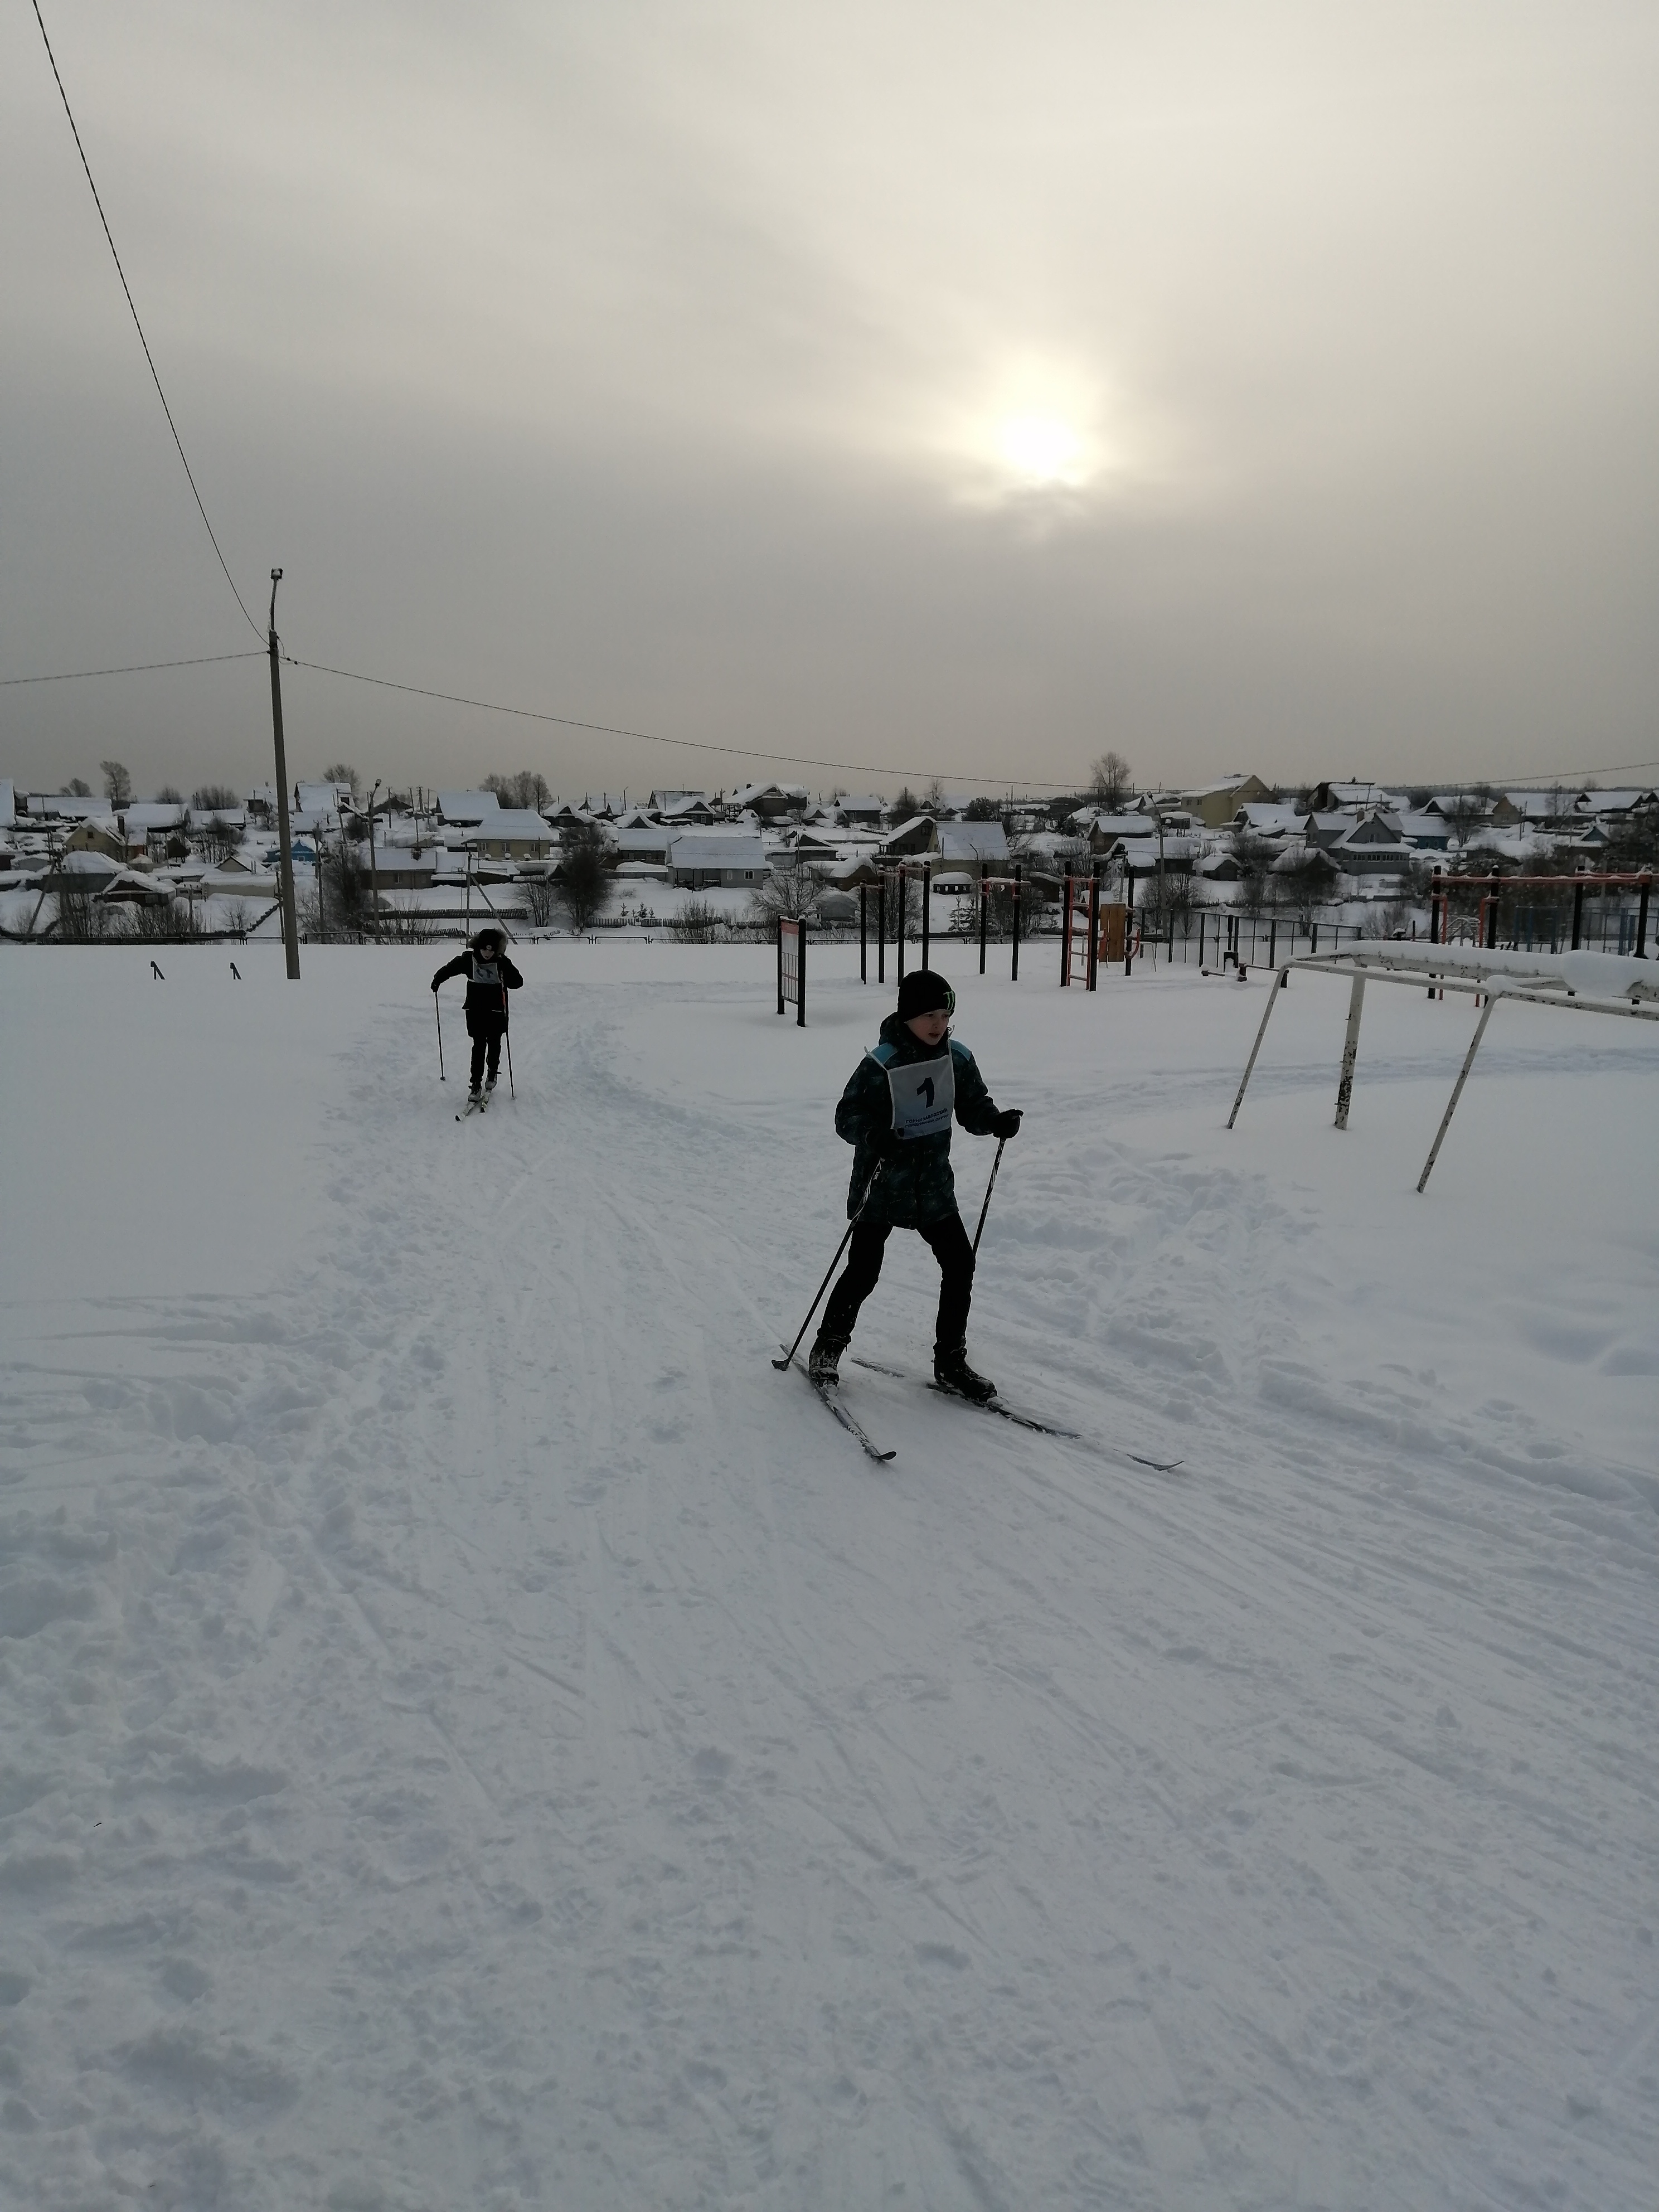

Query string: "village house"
[[730, 781, 810, 821], [667, 831, 768, 887], [1177, 773, 1275, 828]]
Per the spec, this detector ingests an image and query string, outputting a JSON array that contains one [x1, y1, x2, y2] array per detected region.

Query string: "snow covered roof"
[[1232, 804, 1304, 836], [668, 833, 767, 867], [123, 802, 187, 832], [1574, 788, 1657, 814], [937, 821, 1011, 865], [296, 782, 351, 814], [612, 827, 675, 858], [465, 808, 551, 841], [436, 790, 502, 824], [730, 781, 810, 806]]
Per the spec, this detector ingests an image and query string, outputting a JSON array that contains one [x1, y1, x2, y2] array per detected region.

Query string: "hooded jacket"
[[433, 947, 522, 1032], [834, 1011, 1001, 1227]]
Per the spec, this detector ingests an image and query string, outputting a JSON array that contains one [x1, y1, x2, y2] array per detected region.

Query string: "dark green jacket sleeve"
[[835, 1055, 890, 1149], [949, 1040, 1000, 1136]]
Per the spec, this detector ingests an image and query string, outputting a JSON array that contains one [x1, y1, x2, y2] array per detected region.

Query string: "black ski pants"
[[468, 1021, 505, 1092], [820, 1210, 974, 1356]]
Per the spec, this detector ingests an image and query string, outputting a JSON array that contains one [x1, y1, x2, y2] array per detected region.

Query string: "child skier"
[[431, 926, 522, 1104], [811, 967, 1021, 1402]]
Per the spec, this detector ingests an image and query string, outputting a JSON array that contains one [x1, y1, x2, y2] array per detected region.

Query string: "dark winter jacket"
[[835, 1012, 1001, 1228], [433, 949, 522, 1032]]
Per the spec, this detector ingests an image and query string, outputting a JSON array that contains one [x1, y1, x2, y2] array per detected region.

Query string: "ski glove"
[[993, 1108, 1023, 1140]]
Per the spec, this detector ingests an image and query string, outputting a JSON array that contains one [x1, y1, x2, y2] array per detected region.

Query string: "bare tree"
[[668, 898, 722, 942], [196, 814, 241, 865], [101, 760, 133, 808], [746, 861, 823, 935], [891, 786, 920, 822], [520, 870, 560, 929], [322, 762, 361, 798], [1233, 833, 1276, 916], [1089, 751, 1132, 809], [64, 777, 92, 797], [1440, 789, 1490, 848], [484, 770, 552, 810], [156, 784, 183, 804]]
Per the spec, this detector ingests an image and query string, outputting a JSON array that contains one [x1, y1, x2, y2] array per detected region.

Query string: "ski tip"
[[1128, 1453, 1184, 1473]]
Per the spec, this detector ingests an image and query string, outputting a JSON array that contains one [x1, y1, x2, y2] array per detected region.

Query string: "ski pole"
[[971, 1136, 1007, 1259], [772, 1163, 886, 1372], [435, 991, 446, 1080], [501, 983, 515, 1099]]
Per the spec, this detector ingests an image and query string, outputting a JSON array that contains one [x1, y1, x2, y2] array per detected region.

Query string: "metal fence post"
[[798, 918, 807, 1027], [1124, 869, 1134, 974], [860, 884, 867, 981], [877, 872, 886, 984], [1087, 866, 1101, 991], [896, 864, 906, 982], [776, 914, 784, 1015], [1571, 869, 1585, 950], [1011, 863, 1022, 982], [1060, 872, 1073, 987], [921, 859, 930, 971], [1637, 869, 1651, 959], [979, 874, 988, 974]]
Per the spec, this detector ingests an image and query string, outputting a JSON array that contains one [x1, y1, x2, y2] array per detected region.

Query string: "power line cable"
[[279, 656, 1659, 793], [281, 653, 1076, 789], [2, 650, 265, 687], [28, 0, 263, 642]]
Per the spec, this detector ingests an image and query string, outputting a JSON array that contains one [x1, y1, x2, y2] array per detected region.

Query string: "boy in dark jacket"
[[811, 967, 1021, 1402], [431, 927, 522, 1103]]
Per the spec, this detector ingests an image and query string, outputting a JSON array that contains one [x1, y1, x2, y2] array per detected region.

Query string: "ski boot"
[[934, 1345, 996, 1403], [808, 1333, 847, 1387]]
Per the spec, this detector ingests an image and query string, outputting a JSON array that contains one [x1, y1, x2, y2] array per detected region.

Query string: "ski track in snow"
[[0, 945, 1655, 2209]]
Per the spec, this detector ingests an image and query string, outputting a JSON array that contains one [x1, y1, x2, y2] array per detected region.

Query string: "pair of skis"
[[775, 1346, 1183, 1473], [456, 1088, 496, 1120]]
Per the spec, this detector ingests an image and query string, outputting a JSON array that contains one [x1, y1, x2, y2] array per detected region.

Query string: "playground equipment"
[[1228, 939, 1659, 1190]]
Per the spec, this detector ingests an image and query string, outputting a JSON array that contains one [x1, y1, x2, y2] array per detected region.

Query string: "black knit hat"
[[897, 968, 954, 1019]]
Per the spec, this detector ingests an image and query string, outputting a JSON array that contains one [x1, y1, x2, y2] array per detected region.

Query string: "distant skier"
[[810, 968, 1021, 1402], [431, 927, 522, 1105]]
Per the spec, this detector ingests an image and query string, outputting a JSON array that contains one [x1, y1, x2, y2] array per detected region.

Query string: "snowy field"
[[1, 940, 1655, 2211]]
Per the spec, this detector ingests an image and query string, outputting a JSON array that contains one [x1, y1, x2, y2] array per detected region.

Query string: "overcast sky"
[[3, 0, 1656, 801]]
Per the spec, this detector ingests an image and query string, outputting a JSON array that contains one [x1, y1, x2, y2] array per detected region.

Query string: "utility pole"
[[268, 570, 300, 979], [367, 779, 381, 943]]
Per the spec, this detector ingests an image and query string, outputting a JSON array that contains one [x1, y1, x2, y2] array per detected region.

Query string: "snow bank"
[[0, 942, 1654, 2208]]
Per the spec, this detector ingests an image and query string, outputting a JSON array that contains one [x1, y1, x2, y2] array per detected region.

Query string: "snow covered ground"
[[1, 941, 1655, 2210]]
